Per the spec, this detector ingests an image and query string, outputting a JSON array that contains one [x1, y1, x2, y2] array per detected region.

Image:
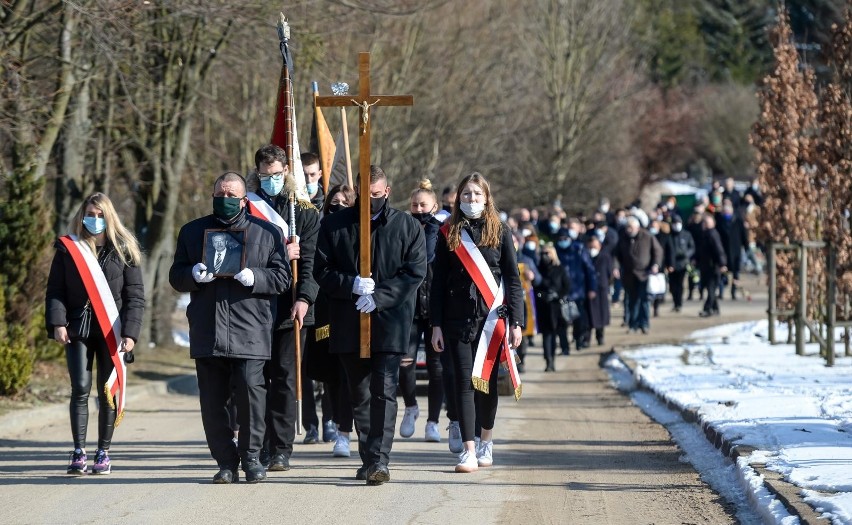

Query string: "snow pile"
[[610, 319, 852, 524]]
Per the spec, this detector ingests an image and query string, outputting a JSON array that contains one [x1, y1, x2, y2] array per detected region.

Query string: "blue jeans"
[[626, 279, 650, 330]]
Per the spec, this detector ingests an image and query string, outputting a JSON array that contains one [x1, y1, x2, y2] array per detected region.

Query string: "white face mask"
[[600, 204, 610, 213], [589, 248, 600, 258], [460, 201, 485, 218], [521, 228, 531, 238], [524, 241, 537, 251], [672, 223, 683, 232]]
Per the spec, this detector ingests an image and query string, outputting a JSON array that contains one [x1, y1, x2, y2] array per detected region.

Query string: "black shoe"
[[597, 338, 604, 346], [517, 362, 525, 373], [303, 425, 319, 444], [213, 465, 239, 484], [268, 453, 290, 472], [355, 466, 368, 480], [699, 310, 712, 318], [243, 459, 266, 483], [640, 327, 648, 334], [259, 448, 271, 469], [366, 463, 390, 486]]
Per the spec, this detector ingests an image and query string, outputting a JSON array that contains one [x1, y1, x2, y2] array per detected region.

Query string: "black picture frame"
[[202, 229, 246, 277]]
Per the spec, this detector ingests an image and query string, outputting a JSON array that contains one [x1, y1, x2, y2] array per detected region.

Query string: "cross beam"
[[315, 52, 414, 358]]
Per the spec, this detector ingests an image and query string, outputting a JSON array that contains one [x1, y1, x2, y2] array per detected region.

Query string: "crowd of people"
[[46, 145, 765, 484]]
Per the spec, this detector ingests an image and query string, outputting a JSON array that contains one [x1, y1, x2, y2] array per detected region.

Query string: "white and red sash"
[[441, 225, 522, 400], [59, 235, 128, 424], [247, 192, 289, 238]]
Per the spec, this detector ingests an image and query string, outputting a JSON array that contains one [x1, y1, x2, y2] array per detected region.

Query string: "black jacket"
[[252, 191, 321, 329], [697, 227, 727, 274], [664, 229, 696, 272], [45, 239, 145, 341], [414, 215, 442, 321], [715, 212, 747, 270], [431, 219, 524, 343], [169, 210, 291, 360], [533, 258, 571, 333], [314, 202, 427, 354], [588, 251, 613, 329]]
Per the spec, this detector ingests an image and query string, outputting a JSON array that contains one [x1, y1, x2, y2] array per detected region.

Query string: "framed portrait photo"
[[202, 229, 246, 277]]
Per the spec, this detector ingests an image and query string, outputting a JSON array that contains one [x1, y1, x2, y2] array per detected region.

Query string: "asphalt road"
[[0, 276, 767, 524]]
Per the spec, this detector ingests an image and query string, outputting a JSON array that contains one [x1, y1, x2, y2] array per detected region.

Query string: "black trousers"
[[701, 270, 720, 314], [265, 327, 307, 457], [302, 379, 334, 430], [339, 352, 402, 468], [669, 269, 687, 308], [327, 360, 354, 433], [196, 357, 266, 468], [400, 318, 445, 423], [542, 331, 557, 367], [448, 337, 499, 443], [572, 298, 590, 347], [65, 337, 116, 451]]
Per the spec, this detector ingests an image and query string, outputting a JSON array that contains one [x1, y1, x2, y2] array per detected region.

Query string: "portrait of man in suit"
[[204, 230, 245, 276]]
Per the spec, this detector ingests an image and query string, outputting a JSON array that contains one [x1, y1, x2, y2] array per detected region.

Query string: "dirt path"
[[0, 276, 767, 524]]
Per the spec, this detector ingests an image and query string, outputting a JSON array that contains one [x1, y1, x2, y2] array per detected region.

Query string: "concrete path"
[[0, 277, 767, 524]]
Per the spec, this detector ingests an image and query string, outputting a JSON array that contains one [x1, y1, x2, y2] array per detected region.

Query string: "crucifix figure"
[[315, 52, 414, 358]]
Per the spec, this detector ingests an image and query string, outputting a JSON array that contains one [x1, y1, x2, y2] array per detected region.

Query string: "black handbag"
[[67, 300, 92, 341], [559, 299, 580, 323]]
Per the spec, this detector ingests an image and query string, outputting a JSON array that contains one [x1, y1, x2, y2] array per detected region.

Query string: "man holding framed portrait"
[[169, 171, 291, 484]]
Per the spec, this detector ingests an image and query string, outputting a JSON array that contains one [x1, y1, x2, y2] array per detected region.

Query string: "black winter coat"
[[664, 229, 696, 272], [169, 210, 291, 360], [588, 251, 613, 329], [414, 216, 441, 321], [615, 229, 663, 287], [46, 239, 145, 341], [533, 259, 571, 333], [714, 212, 746, 272], [696, 227, 727, 275], [431, 219, 524, 343], [252, 191, 321, 329], [314, 203, 427, 354]]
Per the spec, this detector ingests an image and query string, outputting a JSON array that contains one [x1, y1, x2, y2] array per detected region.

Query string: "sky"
[[607, 320, 852, 524]]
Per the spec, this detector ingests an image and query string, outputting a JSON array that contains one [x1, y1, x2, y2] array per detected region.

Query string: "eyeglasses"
[[258, 171, 285, 181]]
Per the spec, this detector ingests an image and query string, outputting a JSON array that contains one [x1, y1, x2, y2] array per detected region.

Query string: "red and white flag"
[[247, 192, 289, 238], [59, 235, 128, 424]]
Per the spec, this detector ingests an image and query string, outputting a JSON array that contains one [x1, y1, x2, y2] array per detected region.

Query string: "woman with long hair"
[[305, 183, 357, 458], [534, 243, 571, 371], [46, 192, 145, 475], [431, 172, 524, 473]]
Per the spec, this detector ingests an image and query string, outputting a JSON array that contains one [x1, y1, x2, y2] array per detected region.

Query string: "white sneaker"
[[400, 405, 419, 438], [455, 450, 479, 473], [447, 421, 463, 454], [477, 440, 493, 467], [332, 433, 350, 457], [424, 421, 441, 442]]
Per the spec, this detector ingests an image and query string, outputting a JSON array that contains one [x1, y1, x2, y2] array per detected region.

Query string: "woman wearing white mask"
[[46, 193, 145, 476], [431, 172, 524, 473]]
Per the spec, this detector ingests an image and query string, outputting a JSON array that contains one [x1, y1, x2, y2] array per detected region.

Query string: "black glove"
[[496, 304, 509, 319], [124, 351, 135, 365]]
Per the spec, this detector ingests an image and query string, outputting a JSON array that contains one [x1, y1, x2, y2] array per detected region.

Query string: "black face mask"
[[370, 196, 386, 216], [327, 203, 345, 214], [442, 204, 452, 212], [411, 212, 432, 224]]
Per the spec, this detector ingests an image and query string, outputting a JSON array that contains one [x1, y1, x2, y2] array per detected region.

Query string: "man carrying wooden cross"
[[315, 165, 426, 485]]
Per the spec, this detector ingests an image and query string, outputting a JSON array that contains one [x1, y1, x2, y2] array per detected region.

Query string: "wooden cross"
[[315, 52, 414, 358]]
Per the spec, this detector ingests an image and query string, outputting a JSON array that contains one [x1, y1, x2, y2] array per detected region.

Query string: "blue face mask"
[[306, 182, 319, 195], [260, 175, 284, 197], [567, 229, 579, 240], [557, 240, 571, 249], [82, 216, 106, 235]]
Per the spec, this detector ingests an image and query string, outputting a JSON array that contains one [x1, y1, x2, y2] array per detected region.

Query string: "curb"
[[0, 374, 197, 436], [607, 345, 829, 525]]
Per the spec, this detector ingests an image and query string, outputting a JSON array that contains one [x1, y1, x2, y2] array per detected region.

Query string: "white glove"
[[192, 263, 215, 283], [355, 294, 377, 313], [234, 268, 255, 287], [352, 275, 375, 296]]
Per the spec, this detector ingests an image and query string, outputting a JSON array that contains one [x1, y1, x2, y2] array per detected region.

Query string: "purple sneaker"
[[67, 449, 87, 475], [90, 449, 111, 474]]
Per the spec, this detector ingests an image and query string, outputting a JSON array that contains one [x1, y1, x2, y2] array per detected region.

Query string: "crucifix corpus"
[[315, 52, 414, 358]]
